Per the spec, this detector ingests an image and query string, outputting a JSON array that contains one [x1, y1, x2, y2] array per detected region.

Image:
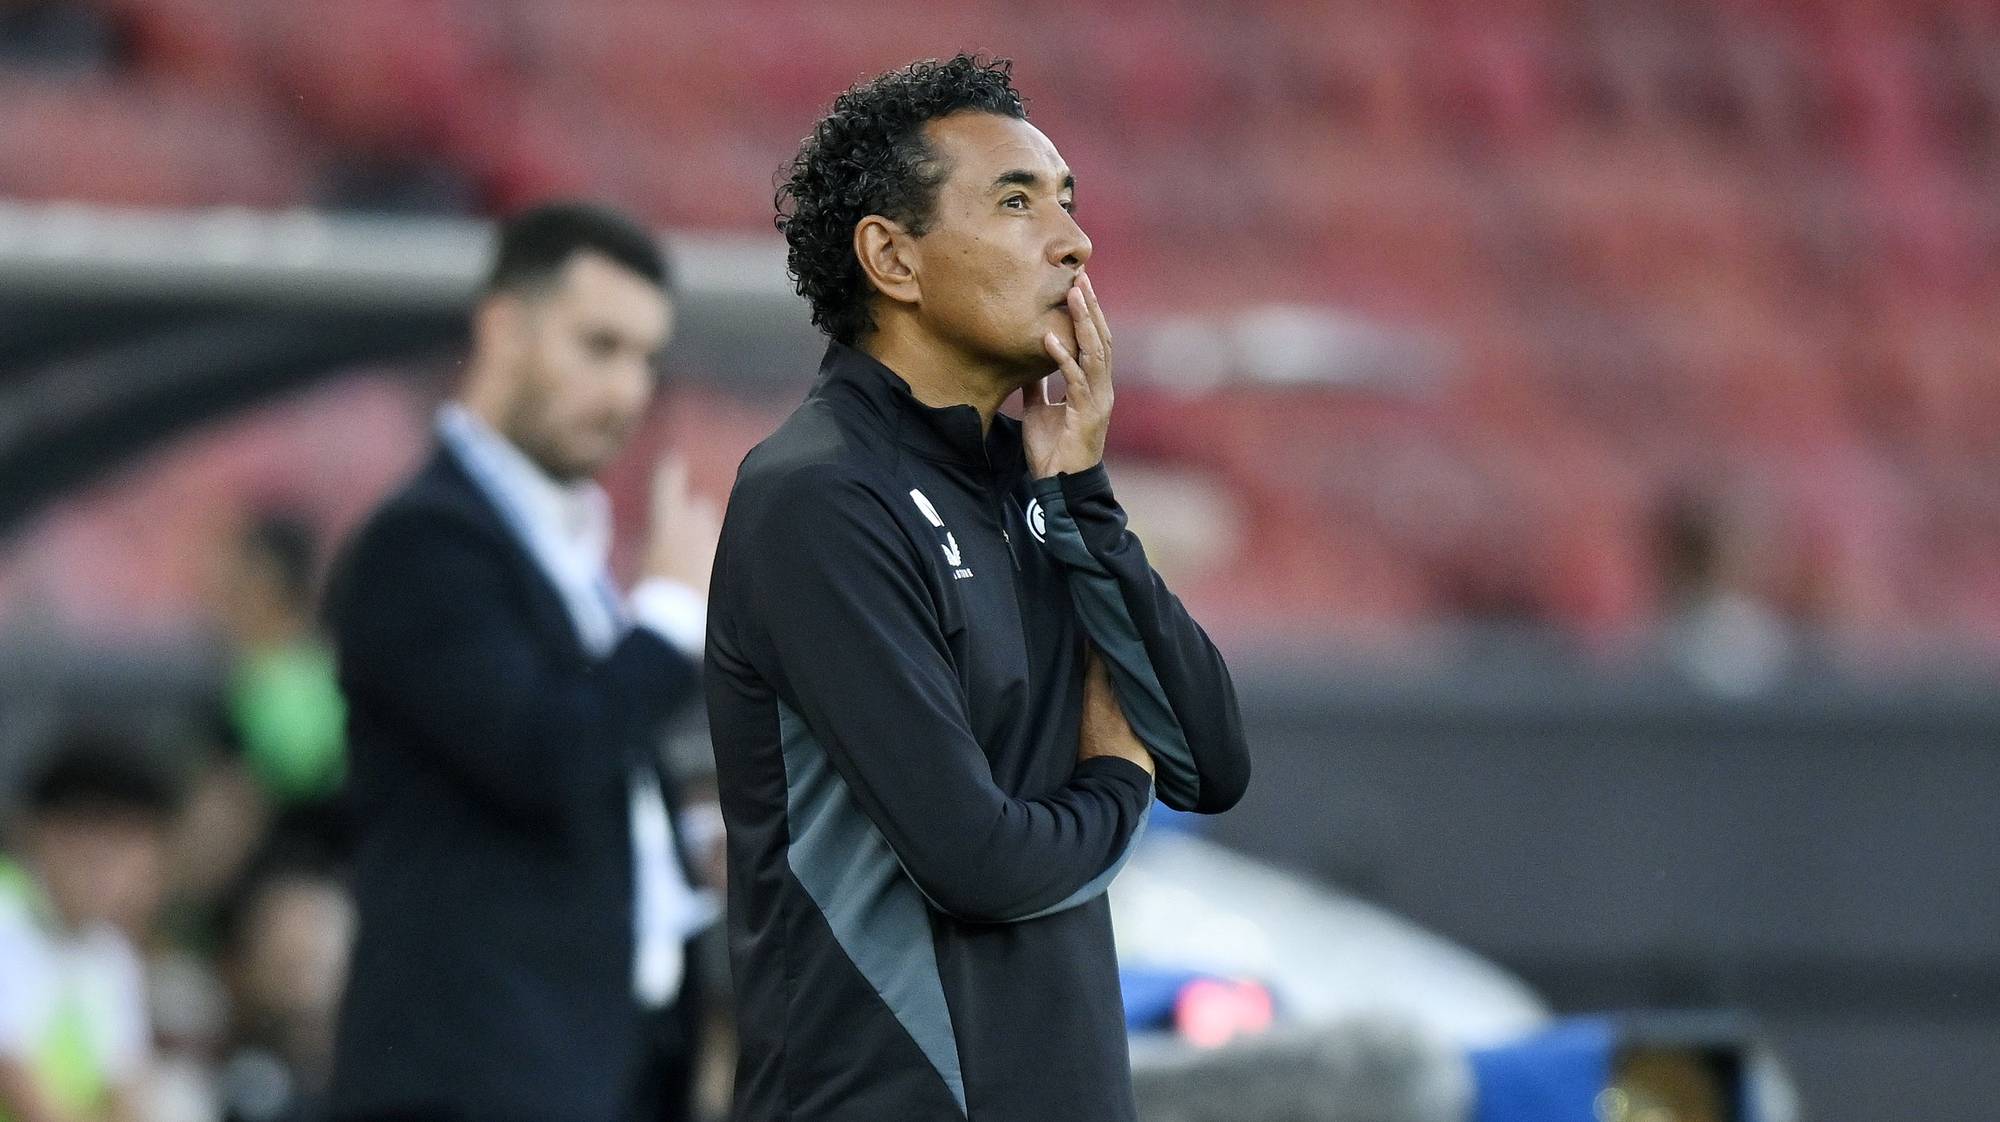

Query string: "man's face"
[[906, 112, 1091, 380], [495, 252, 674, 481], [30, 811, 167, 934], [232, 875, 355, 1066]]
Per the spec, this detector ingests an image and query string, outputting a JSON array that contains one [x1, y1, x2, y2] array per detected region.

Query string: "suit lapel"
[[431, 444, 698, 877], [429, 445, 596, 667]]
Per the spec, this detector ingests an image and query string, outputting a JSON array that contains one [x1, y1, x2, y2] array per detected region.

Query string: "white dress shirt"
[[438, 405, 716, 1008]]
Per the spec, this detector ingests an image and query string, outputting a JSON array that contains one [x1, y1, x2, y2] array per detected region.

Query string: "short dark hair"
[[776, 54, 1028, 344], [25, 730, 179, 822], [483, 202, 671, 296]]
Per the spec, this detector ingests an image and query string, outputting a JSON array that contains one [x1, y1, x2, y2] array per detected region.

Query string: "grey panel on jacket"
[[777, 701, 968, 1116], [1031, 477, 1201, 808]]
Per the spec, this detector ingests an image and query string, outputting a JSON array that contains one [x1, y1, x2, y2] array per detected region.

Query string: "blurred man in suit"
[[325, 203, 718, 1122]]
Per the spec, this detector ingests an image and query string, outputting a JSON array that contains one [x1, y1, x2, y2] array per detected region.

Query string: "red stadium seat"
[[10, 0, 2000, 641]]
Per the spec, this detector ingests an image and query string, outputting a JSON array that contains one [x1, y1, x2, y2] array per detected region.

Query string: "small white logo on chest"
[[910, 488, 974, 579]]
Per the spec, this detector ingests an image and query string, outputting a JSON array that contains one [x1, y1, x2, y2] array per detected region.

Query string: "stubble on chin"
[[997, 350, 1054, 397], [519, 427, 599, 483]]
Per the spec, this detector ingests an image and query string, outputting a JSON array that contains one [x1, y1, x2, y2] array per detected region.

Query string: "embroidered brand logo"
[[1025, 498, 1047, 543], [909, 488, 973, 579]]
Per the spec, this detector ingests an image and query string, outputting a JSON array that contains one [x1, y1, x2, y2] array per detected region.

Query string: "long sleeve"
[[328, 505, 699, 826], [1030, 463, 1251, 814], [738, 469, 1152, 924]]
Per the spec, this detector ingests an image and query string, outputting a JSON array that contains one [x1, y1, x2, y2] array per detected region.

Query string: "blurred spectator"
[[1654, 486, 1795, 695], [211, 850, 353, 1122], [0, 0, 121, 72], [0, 731, 179, 1122], [212, 514, 345, 821], [172, 513, 348, 921]]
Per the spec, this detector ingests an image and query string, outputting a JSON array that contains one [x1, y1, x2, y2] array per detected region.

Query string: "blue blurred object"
[[1145, 799, 1203, 835], [1468, 1017, 1615, 1122], [1121, 966, 1207, 1030]]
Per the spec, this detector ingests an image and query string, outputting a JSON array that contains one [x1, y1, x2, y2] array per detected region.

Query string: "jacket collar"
[[812, 342, 1023, 472], [416, 442, 595, 667], [436, 405, 615, 585]]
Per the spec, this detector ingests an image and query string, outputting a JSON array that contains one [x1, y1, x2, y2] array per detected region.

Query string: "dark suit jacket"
[[324, 445, 699, 1122]]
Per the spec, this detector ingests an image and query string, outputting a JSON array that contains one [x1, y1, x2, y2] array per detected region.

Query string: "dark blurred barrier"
[[1210, 634, 2000, 1122], [1132, 1011, 1779, 1122], [1132, 1019, 1470, 1122]]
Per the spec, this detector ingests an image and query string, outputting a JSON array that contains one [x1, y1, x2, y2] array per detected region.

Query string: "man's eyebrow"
[[991, 169, 1076, 192]]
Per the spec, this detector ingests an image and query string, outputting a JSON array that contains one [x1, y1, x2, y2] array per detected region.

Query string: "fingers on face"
[[1081, 273, 1111, 349], [1041, 330, 1068, 366], [1043, 332, 1088, 398], [1067, 286, 1097, 357], [1067, 280, 1110, 390]]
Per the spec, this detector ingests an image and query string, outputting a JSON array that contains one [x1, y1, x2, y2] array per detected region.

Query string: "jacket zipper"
[[980, 439, 1025, 574], [992, 485, 1023, 572]]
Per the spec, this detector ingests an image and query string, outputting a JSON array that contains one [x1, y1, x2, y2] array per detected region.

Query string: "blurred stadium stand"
[[4, 0, 2000, 650], [6, 2, 2000, 1120]]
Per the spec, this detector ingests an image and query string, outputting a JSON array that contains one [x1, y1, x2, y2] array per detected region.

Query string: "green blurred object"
[[230, 640, 346, 802], [0, 860, 110, 1122]]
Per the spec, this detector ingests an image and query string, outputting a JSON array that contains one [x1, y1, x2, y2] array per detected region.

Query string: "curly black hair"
[[776, 54, 1028, 344]]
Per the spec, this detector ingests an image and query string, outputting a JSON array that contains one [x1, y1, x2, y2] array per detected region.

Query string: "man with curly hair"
[[705, 55, 1251, 1121]]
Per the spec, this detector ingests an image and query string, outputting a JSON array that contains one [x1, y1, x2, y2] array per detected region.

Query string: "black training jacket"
[[705, 342, 1250, 1122]]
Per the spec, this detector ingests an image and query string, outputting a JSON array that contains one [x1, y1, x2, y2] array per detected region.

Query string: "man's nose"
[[1051, 213, 1092, 271]]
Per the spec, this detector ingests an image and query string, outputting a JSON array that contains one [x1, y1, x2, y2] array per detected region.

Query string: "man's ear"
[[472, 293, 518, 356], [475, 292, 544, 372], [854, 215, 921, 309]]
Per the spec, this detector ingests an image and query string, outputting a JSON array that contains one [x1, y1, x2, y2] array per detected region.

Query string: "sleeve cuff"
[[1074, 754, 1156, 803], [629, 578, 707, 660], [1031, 462, 1114, 504]]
